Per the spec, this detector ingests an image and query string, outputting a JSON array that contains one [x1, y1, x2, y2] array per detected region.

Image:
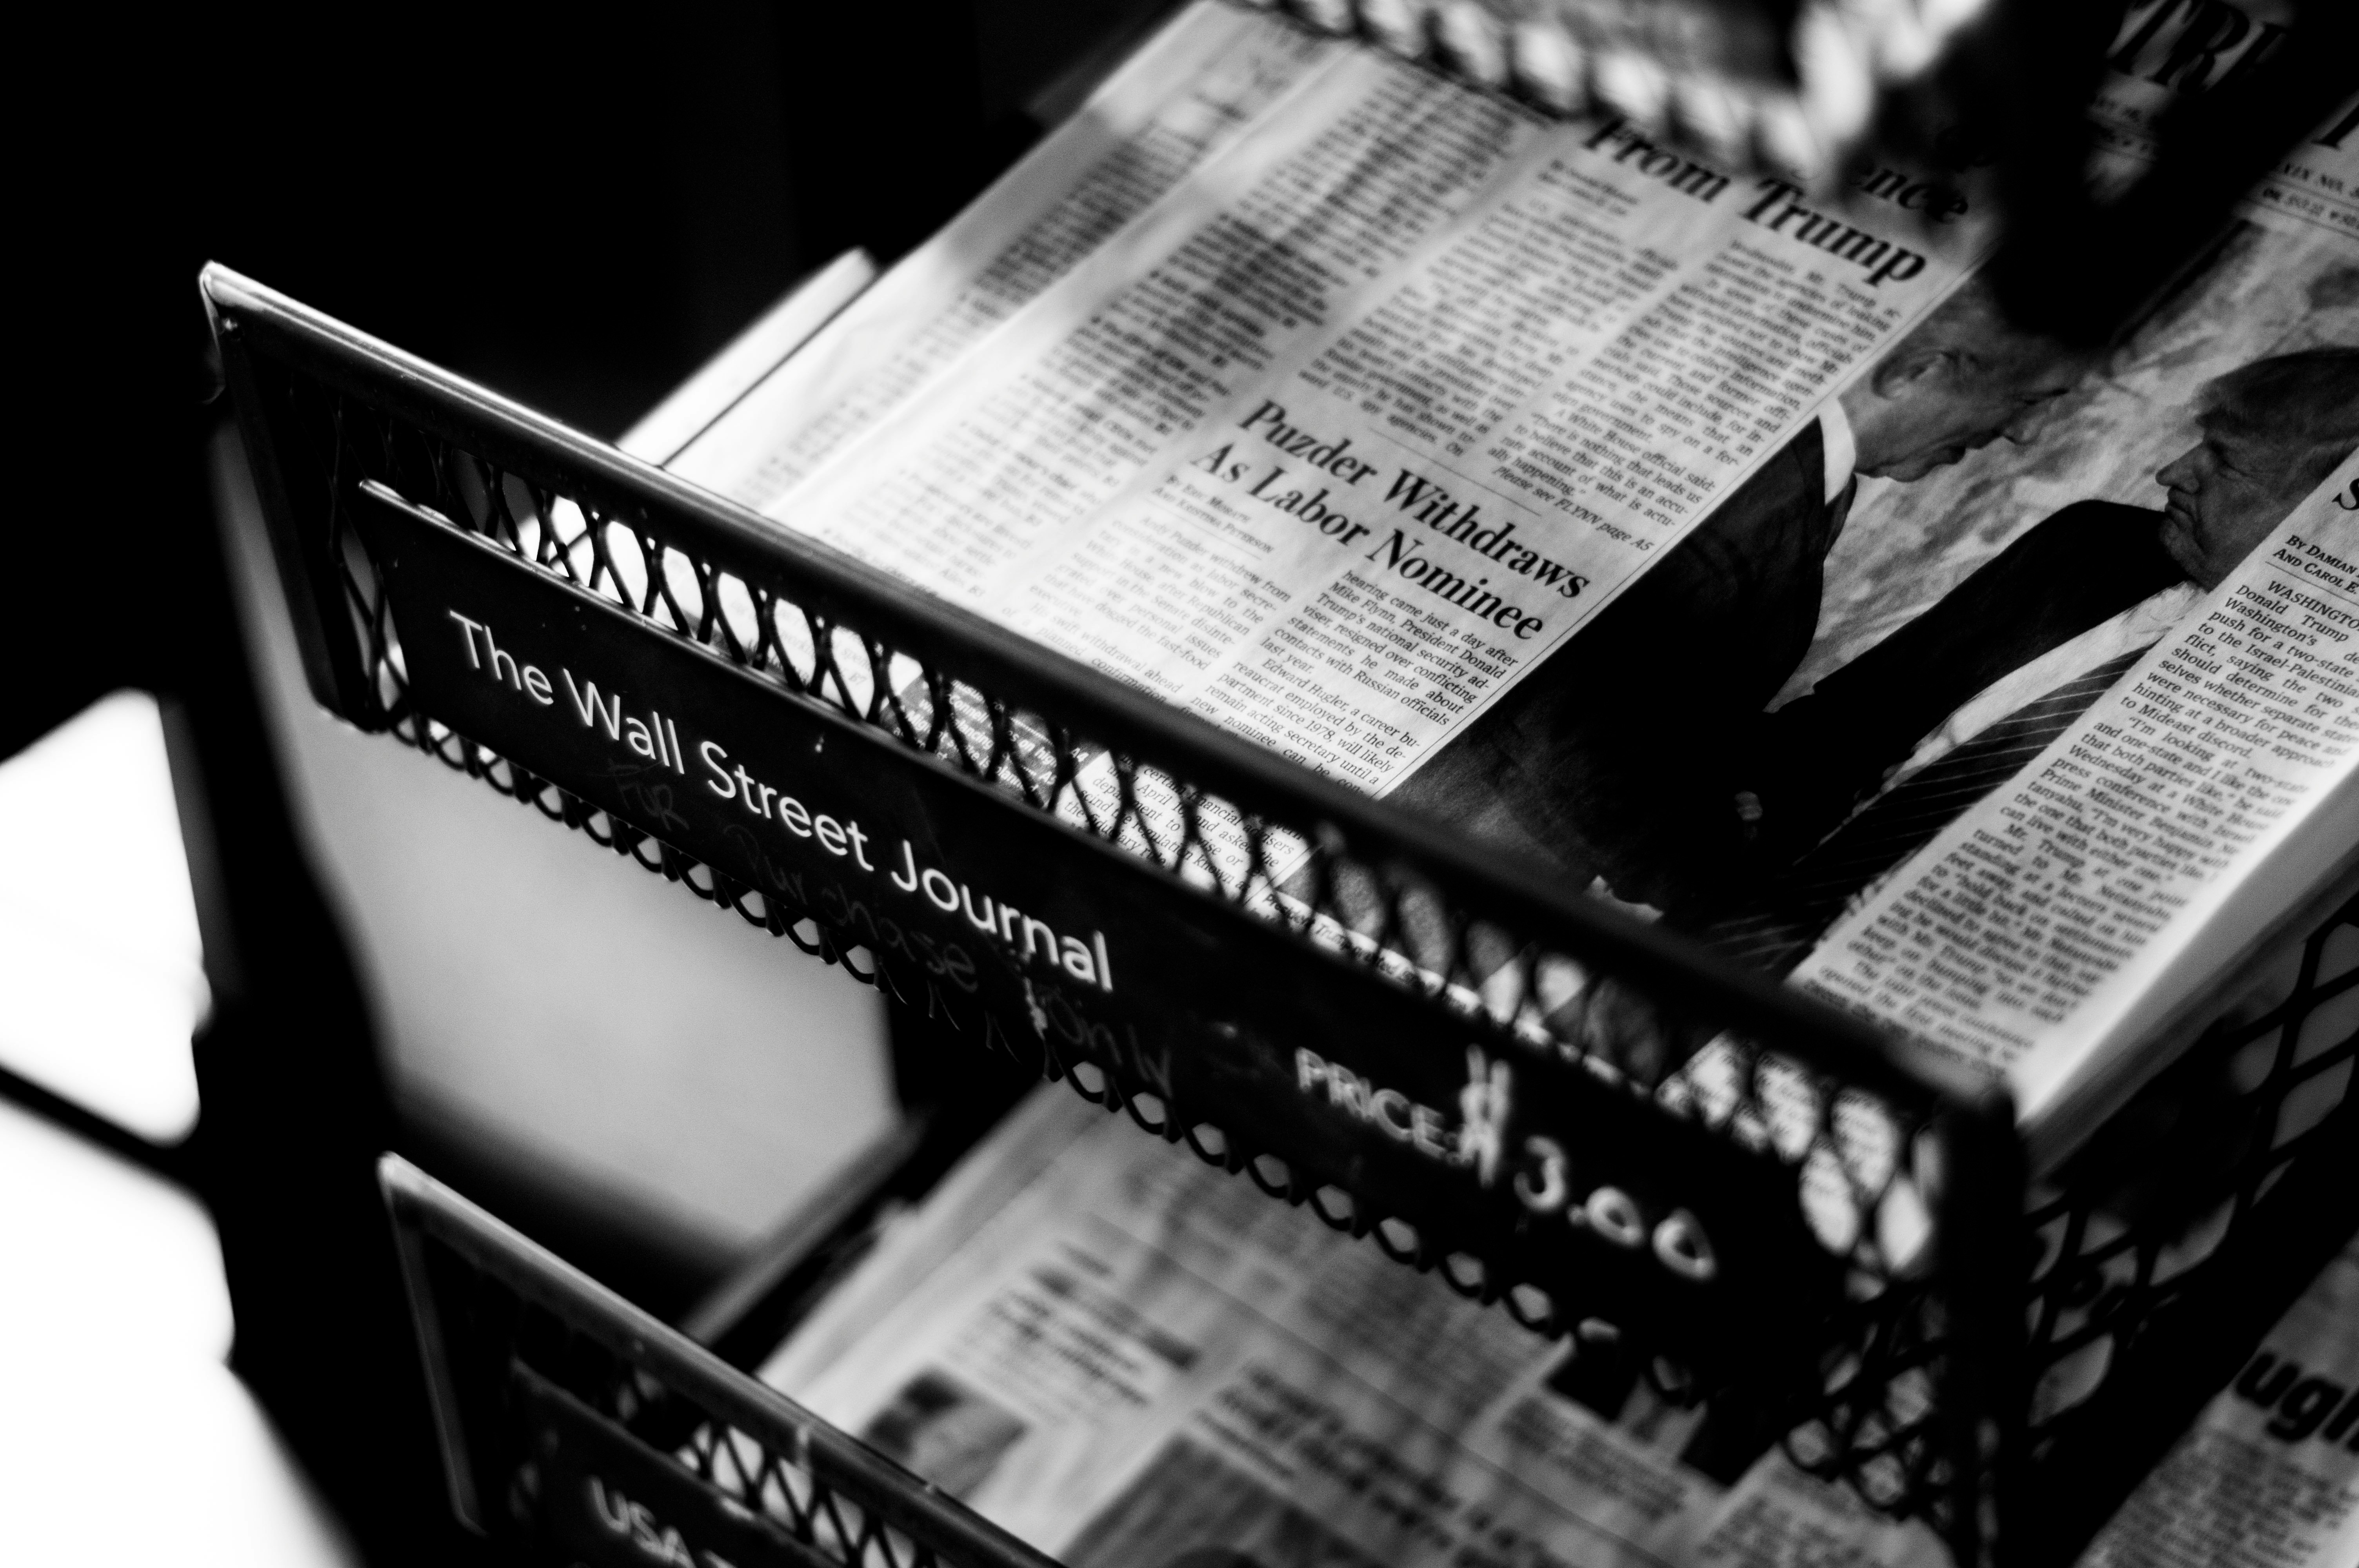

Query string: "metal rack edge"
[[379, 1153, 1064, 1568]]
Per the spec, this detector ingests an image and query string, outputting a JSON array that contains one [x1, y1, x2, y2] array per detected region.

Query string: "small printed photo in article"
[[860, 1370, 1027, 1501]]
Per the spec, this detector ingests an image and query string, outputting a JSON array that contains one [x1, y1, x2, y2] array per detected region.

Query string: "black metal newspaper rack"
[[207, 263, 2359, 1568]]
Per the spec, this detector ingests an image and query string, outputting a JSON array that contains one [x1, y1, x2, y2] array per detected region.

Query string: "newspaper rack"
[[208, 263, 2359, 1567]]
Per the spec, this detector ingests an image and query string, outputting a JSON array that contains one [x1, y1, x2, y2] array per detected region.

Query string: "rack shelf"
[[208, 262, 2359, 1568]]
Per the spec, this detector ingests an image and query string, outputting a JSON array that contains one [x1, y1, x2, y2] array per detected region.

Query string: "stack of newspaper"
[[757, 1085, 1959, 1568], [624, 2, 2358, 1561], [749, 1084, 2357, 1568]]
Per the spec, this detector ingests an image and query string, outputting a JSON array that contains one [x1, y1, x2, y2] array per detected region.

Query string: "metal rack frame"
[[206, 244, 2358, 1566]]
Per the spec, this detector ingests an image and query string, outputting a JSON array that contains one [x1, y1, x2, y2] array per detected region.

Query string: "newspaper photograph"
[[1395, 113, 2357, 940], [758, 1086, 1952, 1568]]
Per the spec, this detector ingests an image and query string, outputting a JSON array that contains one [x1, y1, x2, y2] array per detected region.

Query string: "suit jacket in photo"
[[1737, 499, 2189, 869], [1390, 420, 1851, 911]]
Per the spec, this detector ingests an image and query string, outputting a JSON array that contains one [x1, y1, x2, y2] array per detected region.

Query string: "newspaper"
[[758, 1085, 1950, 1568], [674, 0, 2358, 1149], [2078, 1232, 2359, 1568], [758, 34, 1970, 796]]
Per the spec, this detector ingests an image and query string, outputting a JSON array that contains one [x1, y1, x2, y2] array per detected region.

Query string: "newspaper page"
[[760, 1086, 1950, 1568], [1787, 453, 2359, 1138], [760, 33, 1972, 797], [664, 1, 1337, 508], [2078, 1231, 2359, 1568]]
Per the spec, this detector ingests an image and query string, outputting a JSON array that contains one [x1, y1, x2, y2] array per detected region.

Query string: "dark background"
[[180, 0, 1167, 437], [11, 2, 1162, 1561]]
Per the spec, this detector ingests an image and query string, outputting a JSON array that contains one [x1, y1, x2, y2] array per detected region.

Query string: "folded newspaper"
[[752, 1085, 2359, 1568], [666, 1, 2359, 1167]]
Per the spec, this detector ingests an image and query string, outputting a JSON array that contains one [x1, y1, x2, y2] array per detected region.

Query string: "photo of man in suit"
[[1705, 345, 2359, 969], [1392, 278, 2097, 912]]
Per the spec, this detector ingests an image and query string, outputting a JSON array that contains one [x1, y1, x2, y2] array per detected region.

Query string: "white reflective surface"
[[0, 689, 206, 1142], [0, 1097, 356, 1564]]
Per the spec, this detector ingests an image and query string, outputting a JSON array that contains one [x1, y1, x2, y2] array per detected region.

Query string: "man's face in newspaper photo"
[[1847, 285, 2089, 482], [2155, 347, 2359, 588]]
